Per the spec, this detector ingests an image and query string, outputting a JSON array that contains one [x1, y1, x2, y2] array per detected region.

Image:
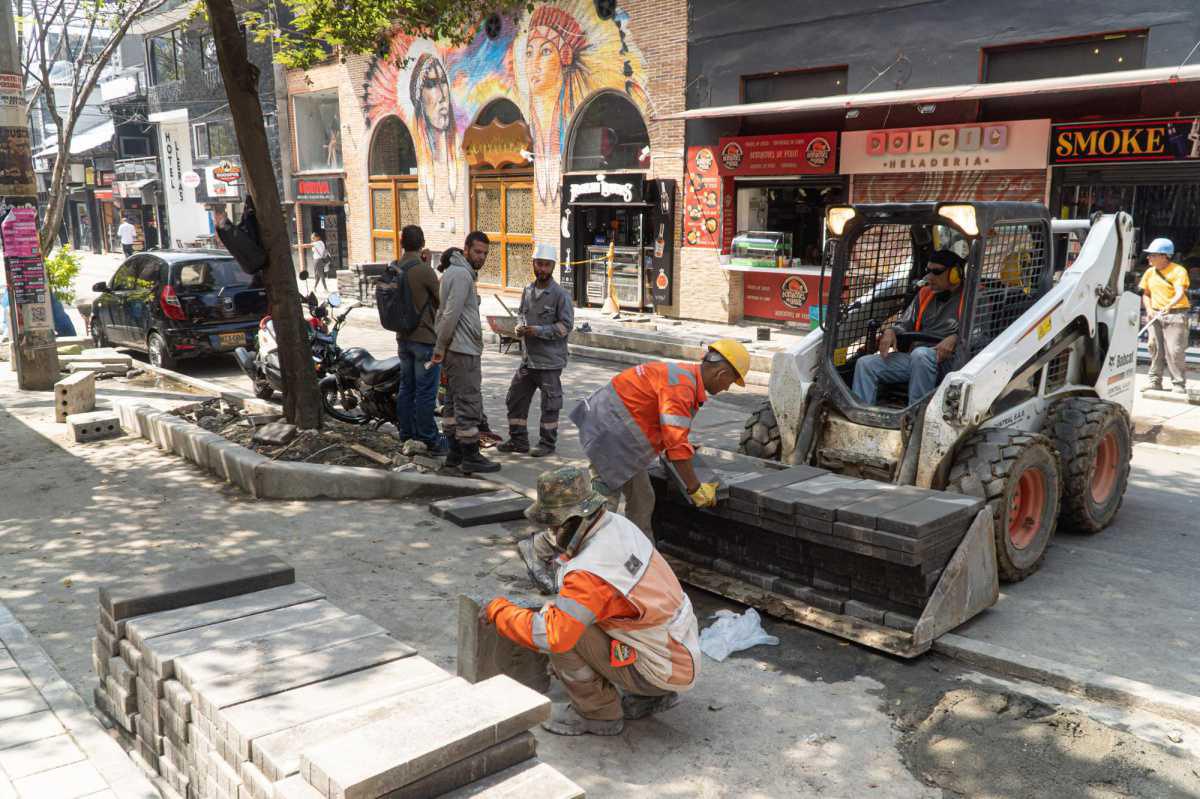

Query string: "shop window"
[[147, 31, 181, 85], [368, 117, 417, 176], [984, 32, 1146, 83], [294, 89, 342, 172], [192, 124, 209, 159], [742, 66, 847, 104], [120, 137, 149, 157], [566, 93, 649, 173], [204, 122, 237, 158], [734, 182, 846, 265], [470, 178, 533, 288]]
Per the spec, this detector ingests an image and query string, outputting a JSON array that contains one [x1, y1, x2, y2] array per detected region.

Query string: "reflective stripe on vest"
[[913, 286, 966, 332]]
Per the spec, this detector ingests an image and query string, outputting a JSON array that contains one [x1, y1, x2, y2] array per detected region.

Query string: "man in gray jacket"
[[498, 243, 574, 458], [431, 231, 500, 474]]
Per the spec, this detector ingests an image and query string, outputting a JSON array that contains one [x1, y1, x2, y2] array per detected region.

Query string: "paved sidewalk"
[[0, 605, 157, 799]]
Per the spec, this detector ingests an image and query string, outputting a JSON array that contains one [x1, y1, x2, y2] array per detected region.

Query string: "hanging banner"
[[716, 132, 837, 177], [1051, 117, 1200, 164], [646, 178, 675, 306], [683, 145, 721, 248], [841, 119, 1050, 175]]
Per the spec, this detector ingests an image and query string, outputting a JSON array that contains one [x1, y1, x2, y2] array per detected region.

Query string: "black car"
[[90, 250, 268, 369]]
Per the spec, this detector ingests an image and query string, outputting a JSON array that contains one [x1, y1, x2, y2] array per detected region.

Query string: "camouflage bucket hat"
[[525, 466, 607, 526]]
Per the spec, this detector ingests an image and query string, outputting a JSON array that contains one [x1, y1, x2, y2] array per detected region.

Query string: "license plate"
[[218, 332, 245, 349]]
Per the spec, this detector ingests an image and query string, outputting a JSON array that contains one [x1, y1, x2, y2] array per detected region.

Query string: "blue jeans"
[[396, 340, 441, 443], [851, 347, 942, 405]]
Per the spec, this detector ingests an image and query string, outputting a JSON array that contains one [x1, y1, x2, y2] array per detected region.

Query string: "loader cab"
[[820, 202, 1054, 431]]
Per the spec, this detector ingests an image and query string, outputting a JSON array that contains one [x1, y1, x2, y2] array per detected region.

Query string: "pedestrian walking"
[[432, 231, 501, 474], [118, 217, 136, 257], [498, 243, 573, 458], [386, 225, 446, 455], [310, 232, 332, 291], [1140, 238, 1190, 394]]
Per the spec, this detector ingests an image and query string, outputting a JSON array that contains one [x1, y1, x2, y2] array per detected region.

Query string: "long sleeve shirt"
[[890, 286, 964, 341], [611, 362, 706, 461], [518, 279, 573, 370], [433, 252, 483, 357], [487, 571, 638, 654]]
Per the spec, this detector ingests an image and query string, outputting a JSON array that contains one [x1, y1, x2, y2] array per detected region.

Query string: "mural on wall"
[[363, 0, 649, 209]]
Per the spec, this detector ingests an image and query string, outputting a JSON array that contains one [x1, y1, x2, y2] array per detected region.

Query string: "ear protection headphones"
[[927, 249, 964, 286], [948, 264, 962, 286]]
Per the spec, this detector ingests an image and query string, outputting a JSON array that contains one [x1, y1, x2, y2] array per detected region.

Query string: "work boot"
[[459, 442, 501, 474], [443, 437, 463, 469], [1174, 383, 1189, 395], [621, 692, 679, 720], [529, 445, 555, 458], [518, 537, 556, 595], [1144, 379, 1163, 393], [497, 439, 529, 454], [541, 703, 623, 736], [425, 435, 449, 457]]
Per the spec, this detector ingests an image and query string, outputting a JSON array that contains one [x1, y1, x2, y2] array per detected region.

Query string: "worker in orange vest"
[[518, 340, 751, 593], [482, 466, 701, 736], [851, 249, 965, 405]]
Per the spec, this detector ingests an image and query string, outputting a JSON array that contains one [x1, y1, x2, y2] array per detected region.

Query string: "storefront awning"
[[661, 64, 1200, 121], [33, 120, 115, 158]]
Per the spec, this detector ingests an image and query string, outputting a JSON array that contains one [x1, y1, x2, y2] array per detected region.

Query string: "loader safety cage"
[[820, 202, 1054, 429]]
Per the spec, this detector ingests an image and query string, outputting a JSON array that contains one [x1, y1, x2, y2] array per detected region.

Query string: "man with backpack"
[[378, 225, 446, 455]]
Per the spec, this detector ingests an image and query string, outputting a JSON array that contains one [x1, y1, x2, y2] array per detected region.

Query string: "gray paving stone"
[[173, 614, 388, 692], [0, 733, 85, 779], [219, 657, 453, 762], [873, 493, 983, 537], [251, 422, 297, 446], [299, 675, 550, 799], [117, 641, 142, 674], [193, 634, 416, 719], [726, 464, 826, 508], [0, 686, 47, 722], [273, 776, 324, 799], [0, 670, 28, 698], [11, 759, 106, 798], [238, 759, 271, 799], [142, 601, 348, 679], [100, 555, 295, 621], [379, 732, 537, 799], [428, 490, 523, 518], [107, 658, 134, 695], [441, 498, 532, 528], [457, 595, 549, 694], [162, 680, 191, 718], [104, 677, 135, 714], [125, 583, 325, 650], [835, 485, 933, 529], [0, 710, 64, 751], [766, 475, 880, 521], [436, 759, 585, 799], [94, 624, 119, 658], [251, 679, 468, 783]]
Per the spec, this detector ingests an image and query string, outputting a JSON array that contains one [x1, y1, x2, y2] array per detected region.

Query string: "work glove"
[[690, 482, 719, 508]]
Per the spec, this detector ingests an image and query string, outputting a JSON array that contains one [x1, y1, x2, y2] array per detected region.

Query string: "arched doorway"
[[463, 99, 534, 289], [565, 91, 650, 173], [368, 116, 419, 261]]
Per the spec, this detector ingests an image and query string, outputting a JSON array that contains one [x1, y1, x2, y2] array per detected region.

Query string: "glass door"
[[369, 177, 419, 262], [470, 176, 533, 289]]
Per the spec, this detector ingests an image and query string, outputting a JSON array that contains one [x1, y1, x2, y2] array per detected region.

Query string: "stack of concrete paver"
[[92, 556, 583, 799], [649, 457, 984, 629]]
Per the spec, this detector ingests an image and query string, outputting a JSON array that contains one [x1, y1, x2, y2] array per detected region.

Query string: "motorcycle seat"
[[359, 354, 403, 384]]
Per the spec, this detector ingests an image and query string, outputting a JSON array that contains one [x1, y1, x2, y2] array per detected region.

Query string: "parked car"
[[89, 250, 268, 369]]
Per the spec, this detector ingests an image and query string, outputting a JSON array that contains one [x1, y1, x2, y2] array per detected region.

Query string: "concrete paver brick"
[[104, 677, 136, 714], [300, 675, 550, 799], [117, 641, 141, 673], [162, 680, 191, 717], [272, 775, 324, 799], [0, 733, 86, 780], [100, 555, 295, 621], [457, 595, 549, 693], [12, 760, 107, 798], [0, 685, 47, 721], [54, 371, 96, 423], [95, 624, 118, 657], [381, 732, 537, 799], [0, 670, 27, 697], [0, 710, 65, 751], [107, 658, 134, 694], [66, 411, 123, 443], [237, 760, 271, 799], [435, 759, 584, 799]]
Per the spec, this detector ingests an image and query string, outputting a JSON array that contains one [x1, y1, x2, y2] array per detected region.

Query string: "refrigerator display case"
[[585, 245, 645, 309], [730, 230, 793, 268]]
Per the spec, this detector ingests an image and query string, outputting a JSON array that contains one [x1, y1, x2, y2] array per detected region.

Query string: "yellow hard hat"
[[707, 338, 750, 386]]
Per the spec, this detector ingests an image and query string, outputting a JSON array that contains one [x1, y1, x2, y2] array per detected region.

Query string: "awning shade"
[[660, 65, 1200, 121], [33, 120, 115, 158]]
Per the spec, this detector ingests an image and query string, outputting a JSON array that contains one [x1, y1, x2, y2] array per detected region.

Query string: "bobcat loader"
[[741, 202, 1138, 583]]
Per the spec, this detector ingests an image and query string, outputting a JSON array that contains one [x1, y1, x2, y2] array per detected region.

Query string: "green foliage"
[[44, 246, 82, 306], [255, 0, 531, 69]]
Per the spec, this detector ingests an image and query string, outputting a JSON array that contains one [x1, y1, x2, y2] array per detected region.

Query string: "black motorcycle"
[[319, 346, 404, 426], [234, 292, 351, 400]]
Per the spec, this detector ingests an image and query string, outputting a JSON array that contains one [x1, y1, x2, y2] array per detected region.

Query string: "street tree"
[[21, 0, 170, 255]]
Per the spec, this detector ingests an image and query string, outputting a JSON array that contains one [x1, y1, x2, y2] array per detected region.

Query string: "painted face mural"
[[363, 0, 649, 210]]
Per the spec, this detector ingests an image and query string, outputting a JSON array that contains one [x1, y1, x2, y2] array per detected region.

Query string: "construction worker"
[[482, 466, 700, 736], [851, 249, 965, 405], [1140, 238, 1190, 394], [518, 340, 750, 593]]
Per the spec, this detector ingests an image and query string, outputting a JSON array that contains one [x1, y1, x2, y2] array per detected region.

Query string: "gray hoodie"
[[434, 251, 484, 357]]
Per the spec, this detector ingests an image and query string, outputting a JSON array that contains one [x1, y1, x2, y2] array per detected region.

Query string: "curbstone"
[[254, 461, 389, 501], [388, 471, 500, 501], [206, 439, 268, 498]]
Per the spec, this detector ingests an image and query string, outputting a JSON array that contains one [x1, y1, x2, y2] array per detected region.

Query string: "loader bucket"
[[650, 449, 999, 657]]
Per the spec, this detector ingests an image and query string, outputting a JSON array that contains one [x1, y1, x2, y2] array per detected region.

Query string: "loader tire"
[[1042, 398, 1131, 534], [948, 430, 1060, 583], [738, 400, 781, 461]]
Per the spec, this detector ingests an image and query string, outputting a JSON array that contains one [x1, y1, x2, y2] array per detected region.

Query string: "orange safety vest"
[[913, 285, 966, 332]]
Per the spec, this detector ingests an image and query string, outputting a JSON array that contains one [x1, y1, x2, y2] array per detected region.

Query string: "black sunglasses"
[[926, 265, 950, 275]]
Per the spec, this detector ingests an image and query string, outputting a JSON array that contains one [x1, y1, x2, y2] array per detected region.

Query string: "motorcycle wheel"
[[321, 383, 369, 425], [254, 381, 274, 400]]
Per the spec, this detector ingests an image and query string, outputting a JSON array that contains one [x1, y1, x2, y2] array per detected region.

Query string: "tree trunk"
[[204, 0, 322, 428]]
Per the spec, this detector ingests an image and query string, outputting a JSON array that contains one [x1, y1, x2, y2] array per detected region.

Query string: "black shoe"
[[529, 446, 555, 458], [460, 442, 501, 474], [497, 439, 529, 454], [444, 438, 463, 468]]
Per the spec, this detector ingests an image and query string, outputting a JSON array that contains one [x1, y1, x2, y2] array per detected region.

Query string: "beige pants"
[[530, 469, 657, 562], [550, 625, 667, 720], [1148, 312, 1189, 387]]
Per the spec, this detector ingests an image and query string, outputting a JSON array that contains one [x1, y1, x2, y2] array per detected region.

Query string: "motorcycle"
[[234, 292, 353, 400], [318, 344, 405, 426]]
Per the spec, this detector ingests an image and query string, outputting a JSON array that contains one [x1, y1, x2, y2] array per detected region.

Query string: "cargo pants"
[[505, 366, 563, 450], [1148, 312, 1189, 388], [441, 351, 484, 445], [550, 625, 668, 721]]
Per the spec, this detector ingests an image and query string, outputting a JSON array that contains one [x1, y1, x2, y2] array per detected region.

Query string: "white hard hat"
[[1144, 238, 1174, 256], [533, 243, 557, 263]]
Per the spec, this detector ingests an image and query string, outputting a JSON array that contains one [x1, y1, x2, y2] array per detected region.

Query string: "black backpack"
[[376, 260, 429, 335]]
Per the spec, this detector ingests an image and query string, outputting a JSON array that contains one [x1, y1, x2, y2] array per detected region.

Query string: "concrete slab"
[[0, 710, 65, 749], [382, 732, 537, 799], [457, 595, 549, 694], [441, 498, 532, 528], [255, 462, 390, 501], [99, 555, 295, 621], [54, 372, 96, 423], [436, 759, 584, 799], [251, 422, 297, 446], [11, 759, 107, 798], [66, 411, 122, 443], [429, 490, 524, 517]]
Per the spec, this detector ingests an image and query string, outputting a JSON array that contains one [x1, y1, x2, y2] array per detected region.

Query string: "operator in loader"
[[481, 466, 700, 736], [517, 341, 750, 594], [852, 249, 966, 405]]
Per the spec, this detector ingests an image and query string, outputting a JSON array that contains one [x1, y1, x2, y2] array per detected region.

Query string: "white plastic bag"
[[699, 608, 779, 662]]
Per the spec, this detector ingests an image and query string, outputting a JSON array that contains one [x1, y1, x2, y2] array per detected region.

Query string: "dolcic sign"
[[841, 119, 1051, 174], [566, 174, 640, 204], [1051, 118, 1200, 164], [293, 177, 344, 203]]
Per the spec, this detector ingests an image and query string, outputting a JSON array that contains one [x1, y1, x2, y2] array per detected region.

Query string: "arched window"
[[566, 93, 650, 173], [369, 116, 417, 177]]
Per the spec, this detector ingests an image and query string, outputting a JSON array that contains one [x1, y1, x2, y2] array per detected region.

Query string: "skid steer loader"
[[656, 202, 1139, 656]]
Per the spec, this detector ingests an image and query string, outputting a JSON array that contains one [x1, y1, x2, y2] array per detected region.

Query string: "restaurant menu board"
[[742, 271, 826, 329], [2, 206, 50, 331], [683, 146, 721, 248]]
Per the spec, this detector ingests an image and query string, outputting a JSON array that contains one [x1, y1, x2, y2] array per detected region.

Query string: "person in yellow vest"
[[1140, 238, 1190, 394], [482, 466, 700, 736]]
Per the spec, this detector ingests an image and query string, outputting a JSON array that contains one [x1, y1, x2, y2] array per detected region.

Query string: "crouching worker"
[[481, 466, 700, 736]]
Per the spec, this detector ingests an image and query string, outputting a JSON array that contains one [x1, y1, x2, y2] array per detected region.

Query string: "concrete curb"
[[134, 360, 247, 400], [934, 633, 1200, 727], [112, 398, 501, 502]]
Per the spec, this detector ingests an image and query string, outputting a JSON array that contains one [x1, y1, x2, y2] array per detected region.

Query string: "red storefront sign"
[[682, 145, 721, 248], [742, 271, 826, 328], [716, 132, 838, 177]]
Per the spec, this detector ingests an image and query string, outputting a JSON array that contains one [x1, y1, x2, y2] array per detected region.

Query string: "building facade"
[[680, 0, 1200, 324], [284, 0, 689, 314]]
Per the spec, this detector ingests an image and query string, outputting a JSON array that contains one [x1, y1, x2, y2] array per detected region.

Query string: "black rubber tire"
[[1042, 398, 1131, 534], [738, 399, 782, 461], [254, 382, 275, 401], [947, 430, 1061, 583], [321, 383, 368, 425], [147, 332, 175, 370], [91, 318, 107, 348]]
